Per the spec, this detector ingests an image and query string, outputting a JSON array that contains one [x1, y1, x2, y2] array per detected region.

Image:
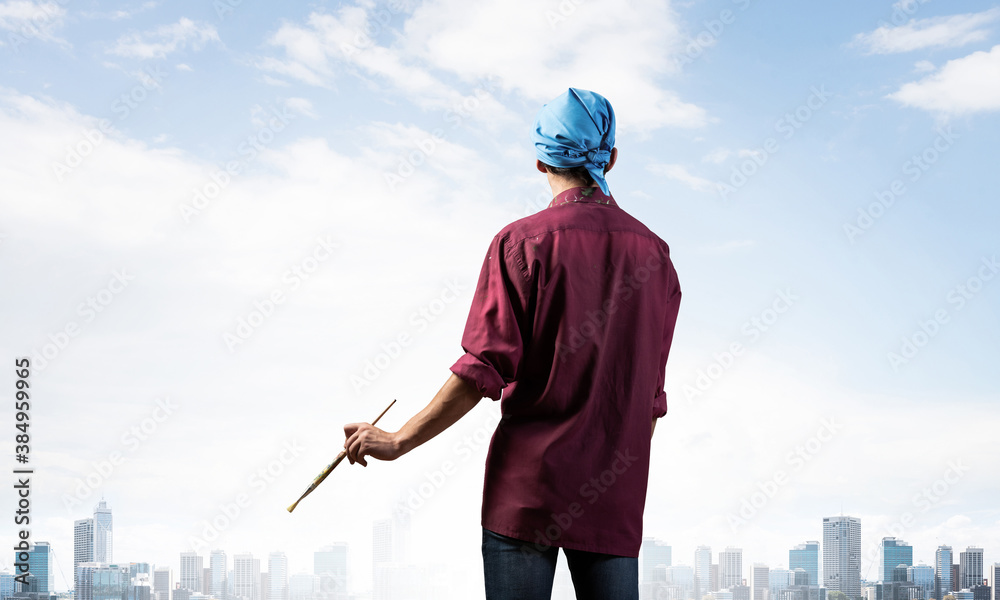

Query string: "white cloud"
[[0, 0, 69, 48], [109, 17, 220, 59], [257, 0, 707, 133], [283, 97, 317, 119], [852, 8, 1000, 54], [702, 148, 732, 164], [258, 7, 517, 132], [648, 162, 714, 193], [889, 44, 1000, 115], [402, 0, 706, 132]]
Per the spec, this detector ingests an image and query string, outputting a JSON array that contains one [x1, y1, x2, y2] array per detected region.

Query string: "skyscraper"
[[642, 538, 673, 584], [770, 568, 792, 600], [94, 500, 113, 563], [790, 541, 820, 587], [232, 554, 260, 600], [696, 546, 713, 598], [989, 564, 999, 600], [268, 553, 287, 600], [881, 538, 913, 583], [210, 551, 227, 599], [960, 548, 984, 591], [23, 543, 53, 594], [753, 563, 770, 600], [179, 552, 204, 593], [152, 568, 172, 600], [936, 546, 954, 599], [908, 564, 934, 600], [314, 544, 347, 600], [721, 548, 744, 589], [823, 515, 861, 599], [77, 563, 129, 600], [75, 518, 95, 587]]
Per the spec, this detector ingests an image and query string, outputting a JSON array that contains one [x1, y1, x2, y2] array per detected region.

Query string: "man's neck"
[[547, 174, 598, 198]]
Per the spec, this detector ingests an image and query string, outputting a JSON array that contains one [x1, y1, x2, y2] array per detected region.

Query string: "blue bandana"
[[531, 88, 616, 195]]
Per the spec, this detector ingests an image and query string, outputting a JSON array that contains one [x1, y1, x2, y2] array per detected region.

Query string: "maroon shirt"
[[450, 186, 681, 558]]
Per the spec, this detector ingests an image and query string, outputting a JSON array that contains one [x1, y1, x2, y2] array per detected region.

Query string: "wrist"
[[393, 429, 413, 456]]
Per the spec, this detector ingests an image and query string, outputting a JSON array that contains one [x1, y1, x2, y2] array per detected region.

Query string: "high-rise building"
[[233, 554, 260, 600], [75, 518, 95, 587], [314, 544, 347, 600], [666, 565, 696, 598], [696, 546, 713, 598], [989, 564, 999, 600], [642, 538, 673, 584], [721, 548, 744, 589], [268, 553, 287, 600], [937, 547, 954, 600], [21, 542, 53, 594], [882, 538, 913, 583], [908, 564, 934, 600], [289, 574, 317, 600], [77, 563, 129, 600], [753, 563, 770, 600], [960, 548, 984, 591], [1, 570, 16, 600], [210, 551, 227, 599], [790, 542, 820, 587], [770, 568, 792, 600], [153, 568, 172, 600], [179, 552, 204, 593], [824, 515, 861, 599], [94, 500, 113, 563], [372, 511, 411, 600]]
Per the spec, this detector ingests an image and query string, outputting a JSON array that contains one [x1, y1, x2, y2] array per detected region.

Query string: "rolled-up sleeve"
[[653, 263, 682, 419], [450, 233, 529, 401]]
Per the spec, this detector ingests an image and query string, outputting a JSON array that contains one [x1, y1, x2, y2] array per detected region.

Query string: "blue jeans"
[[482, 528, 639, 600]]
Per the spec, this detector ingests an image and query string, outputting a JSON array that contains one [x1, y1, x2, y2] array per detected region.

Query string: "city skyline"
[[8, 505, 1000, 598]]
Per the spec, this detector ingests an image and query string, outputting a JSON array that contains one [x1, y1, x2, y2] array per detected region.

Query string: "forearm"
[[396, 372, 483, 455]]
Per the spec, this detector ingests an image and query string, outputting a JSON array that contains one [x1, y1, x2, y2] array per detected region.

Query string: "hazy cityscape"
[[5, 502, 997, 600]]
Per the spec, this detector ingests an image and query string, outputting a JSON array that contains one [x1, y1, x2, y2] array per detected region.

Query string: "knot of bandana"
[[531, 88, 616, 195]]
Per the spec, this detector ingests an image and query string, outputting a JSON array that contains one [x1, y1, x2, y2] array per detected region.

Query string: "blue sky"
[[1, 0, 999, 596]]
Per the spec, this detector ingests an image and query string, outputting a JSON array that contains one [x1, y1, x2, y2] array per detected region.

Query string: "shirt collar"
[[548, 186, 618, 208]]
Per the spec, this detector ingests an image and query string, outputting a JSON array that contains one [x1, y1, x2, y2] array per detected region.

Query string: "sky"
[[1, 0, 999, 597]]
